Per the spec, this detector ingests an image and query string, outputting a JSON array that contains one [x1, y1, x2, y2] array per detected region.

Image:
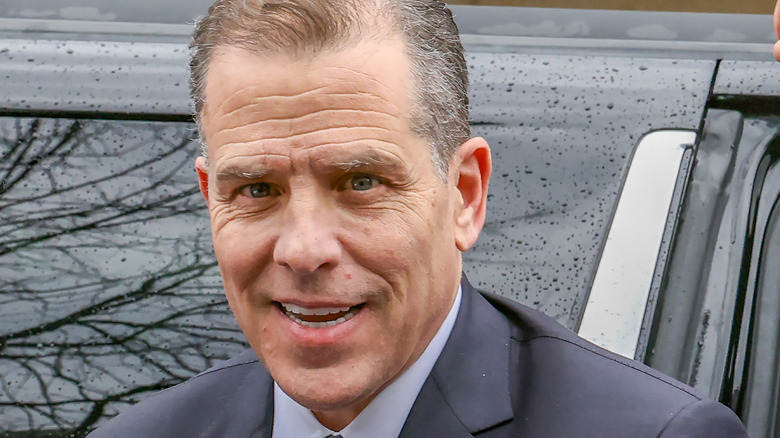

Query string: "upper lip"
[[279, 303, 352, 315], [274, 299, 364, 310]]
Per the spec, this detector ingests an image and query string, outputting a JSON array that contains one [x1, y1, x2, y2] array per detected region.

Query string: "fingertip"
[[775, 40, 780, 62], [775, 0, 780, 38]]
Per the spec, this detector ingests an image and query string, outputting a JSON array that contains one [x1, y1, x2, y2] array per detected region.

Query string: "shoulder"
[[88, 349, 273, 438], [478, 290, 747, 437]]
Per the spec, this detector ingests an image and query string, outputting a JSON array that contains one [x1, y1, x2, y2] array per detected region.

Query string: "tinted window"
[[728, 117, 780, 435], [0, 117, 244, 436]]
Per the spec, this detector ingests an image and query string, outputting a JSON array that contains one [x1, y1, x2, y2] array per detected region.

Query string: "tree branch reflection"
[[0, 118, 245, 437]]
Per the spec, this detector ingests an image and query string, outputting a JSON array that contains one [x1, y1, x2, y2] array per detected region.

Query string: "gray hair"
[[189, 0, 470, 178]]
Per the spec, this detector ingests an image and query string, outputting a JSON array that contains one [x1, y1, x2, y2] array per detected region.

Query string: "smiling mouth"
[[278, 302, 364, 328]]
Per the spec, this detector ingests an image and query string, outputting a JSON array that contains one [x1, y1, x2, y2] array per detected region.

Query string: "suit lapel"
[[205, 352, 274, 438], [247, 391, 273, 438], [246, 363, 274, 438], [400, 277, 514, 437]]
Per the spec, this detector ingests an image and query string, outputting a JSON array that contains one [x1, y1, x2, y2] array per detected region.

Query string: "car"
[[1, 2, 778, 437]]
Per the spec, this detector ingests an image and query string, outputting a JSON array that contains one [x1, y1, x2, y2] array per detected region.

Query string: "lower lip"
[[274, 304, 365, 345]]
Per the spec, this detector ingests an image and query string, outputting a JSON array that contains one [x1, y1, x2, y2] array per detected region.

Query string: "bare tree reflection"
[[0, 118, 245, 437]]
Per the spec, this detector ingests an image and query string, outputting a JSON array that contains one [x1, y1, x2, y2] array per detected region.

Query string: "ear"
[[451, 137, 492, 252], [195, 156, 210, 203]]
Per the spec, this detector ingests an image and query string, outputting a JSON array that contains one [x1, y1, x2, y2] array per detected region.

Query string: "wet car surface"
[[1, 3, 779, 437]]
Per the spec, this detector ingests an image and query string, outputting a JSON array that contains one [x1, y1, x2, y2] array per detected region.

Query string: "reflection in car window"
[[744, 192, 780, 437], [0, 117, 244, 435], [734, 122, 780, 437]]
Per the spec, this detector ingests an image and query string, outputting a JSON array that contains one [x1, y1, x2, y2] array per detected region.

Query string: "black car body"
[[1, 3, 779, 437]]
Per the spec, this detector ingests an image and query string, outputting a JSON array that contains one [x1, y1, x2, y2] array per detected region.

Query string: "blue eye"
[[246, 182, 272, 198], [350, 176, 378, 191]]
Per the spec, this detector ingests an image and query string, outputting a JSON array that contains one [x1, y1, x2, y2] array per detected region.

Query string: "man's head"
[[190, 0, 491, 430], [190, 0, 471, 178]]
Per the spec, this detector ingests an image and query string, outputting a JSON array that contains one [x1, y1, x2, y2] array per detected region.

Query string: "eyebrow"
[[213, 149, 405, 183], [327, 151, 404, 172], [215, 167, 270, 183]]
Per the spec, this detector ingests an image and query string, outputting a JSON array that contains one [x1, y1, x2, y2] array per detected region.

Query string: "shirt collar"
[[272, 285, 463, 438]]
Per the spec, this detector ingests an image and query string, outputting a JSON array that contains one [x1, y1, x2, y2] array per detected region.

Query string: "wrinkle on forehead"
[[205, 87, 410, 152], [202, 36, 421, 177], [215, 107, 401, 135], [222, 92, 395, 120], [215, 137, 401, 154], [210, 61, 403, 120], [213, 129, 401, 155], [209, 98, 409, 160], [202, 38, 411, 132]]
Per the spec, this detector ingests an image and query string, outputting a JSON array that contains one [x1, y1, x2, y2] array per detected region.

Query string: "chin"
[[273, 360, 381, 411], [283, 378, 370, 411]]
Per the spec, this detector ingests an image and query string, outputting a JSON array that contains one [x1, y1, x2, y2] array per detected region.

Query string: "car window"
[[644, 110, 780, 408], [0, 117, 245, 436], [742, 171, 780, 437], [725, 118, 780, 435], [578, 129, 695, 359]]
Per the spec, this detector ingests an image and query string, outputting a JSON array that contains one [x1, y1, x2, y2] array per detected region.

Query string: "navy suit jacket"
[[89, 278, 748, 437]]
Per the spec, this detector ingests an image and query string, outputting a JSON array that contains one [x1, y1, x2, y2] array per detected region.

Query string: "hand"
[[775, 0, 780, 61]]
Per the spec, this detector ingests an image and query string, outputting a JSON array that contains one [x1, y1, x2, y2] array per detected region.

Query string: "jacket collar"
[[400, 276, 514, 436], [217, 350, 274, 438]]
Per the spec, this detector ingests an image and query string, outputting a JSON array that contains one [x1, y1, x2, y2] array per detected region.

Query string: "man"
[[90, 1, 749, 436]]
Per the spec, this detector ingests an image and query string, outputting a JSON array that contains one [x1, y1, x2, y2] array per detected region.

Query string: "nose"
[[273, 195, 342, 275]]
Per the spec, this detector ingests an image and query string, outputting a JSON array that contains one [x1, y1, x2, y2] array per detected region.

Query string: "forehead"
[[201, 37, 413, 136]]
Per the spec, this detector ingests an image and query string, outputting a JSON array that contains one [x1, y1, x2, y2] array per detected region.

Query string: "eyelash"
[[339, 174, 382, 192], [240, 182, 279, 199], [235, 174, 385, 200]]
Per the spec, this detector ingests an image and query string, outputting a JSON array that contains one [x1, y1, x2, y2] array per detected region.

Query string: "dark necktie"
[[325, 435, 343, 438]]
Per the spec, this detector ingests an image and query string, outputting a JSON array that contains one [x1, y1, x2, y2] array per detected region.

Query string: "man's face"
[[197, 37, 471, 425]]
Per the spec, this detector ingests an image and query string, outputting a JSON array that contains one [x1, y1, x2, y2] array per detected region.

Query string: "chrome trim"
[[461, 35, 773, 56], [0, 38, 191, 114], [577, 130, 696, 359], [460, 36, 775, 61], [0, 18, 192, 36]]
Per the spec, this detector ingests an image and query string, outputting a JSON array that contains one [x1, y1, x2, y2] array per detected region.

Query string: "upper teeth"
[[281, 303, 351, 315]]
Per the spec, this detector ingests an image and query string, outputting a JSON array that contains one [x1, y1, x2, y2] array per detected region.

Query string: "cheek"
[[348, 224, 425, 273], [212, 225, 277, 340], [211, 218, 275, 290], [346, 193, 450, 270]]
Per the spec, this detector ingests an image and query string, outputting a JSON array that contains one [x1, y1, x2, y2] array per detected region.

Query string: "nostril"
[[273, 229, 341, 274]]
